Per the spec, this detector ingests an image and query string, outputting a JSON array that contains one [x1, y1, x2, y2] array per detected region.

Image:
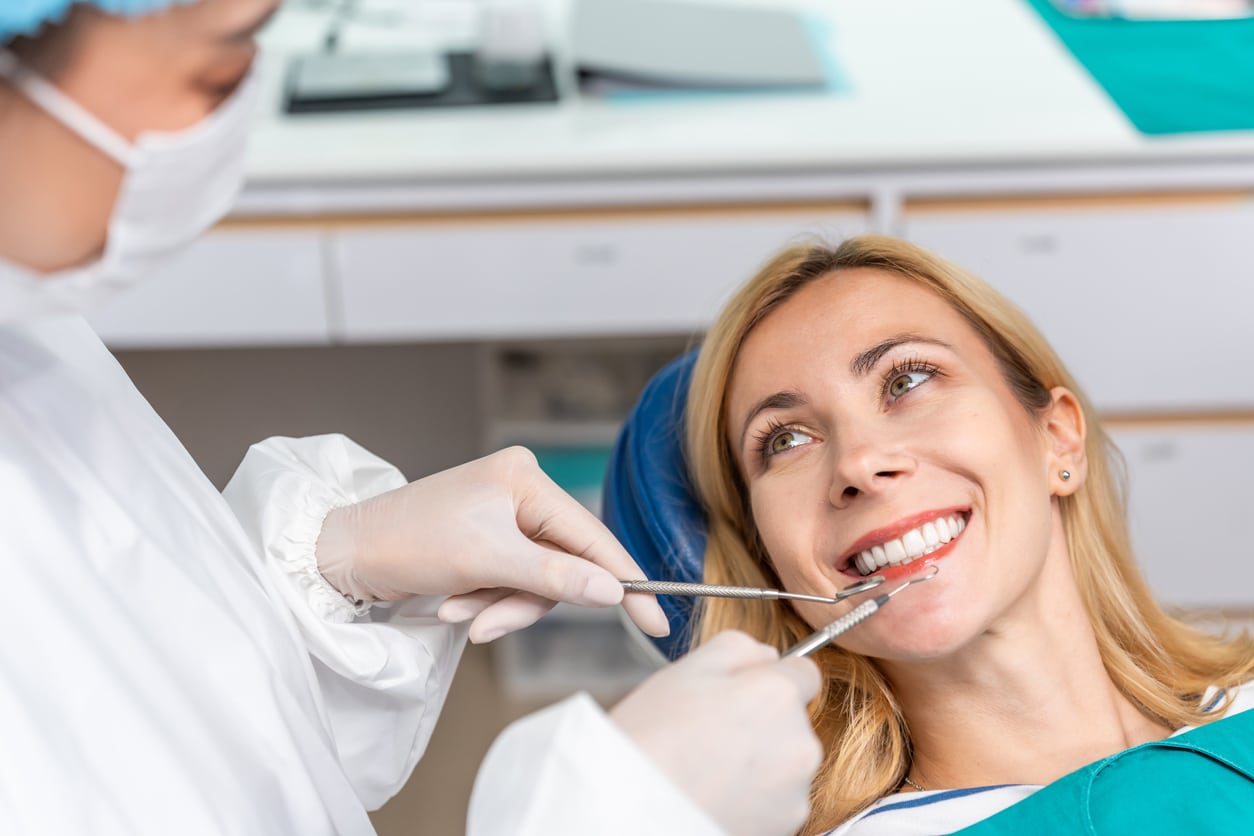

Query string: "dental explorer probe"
[[620, 574, 886, 606], [784, 566, 940, 658]]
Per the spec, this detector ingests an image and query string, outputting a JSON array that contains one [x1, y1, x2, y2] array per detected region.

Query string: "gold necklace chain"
[[902, 775, 927, 792]]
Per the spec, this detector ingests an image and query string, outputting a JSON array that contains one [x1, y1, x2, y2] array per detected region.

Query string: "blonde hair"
[[686, 235, 1254, 833]]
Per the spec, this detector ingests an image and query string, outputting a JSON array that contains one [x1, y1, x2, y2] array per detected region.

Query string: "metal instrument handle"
[[621, 580, 771, 600], [784, 598, 882, 658]]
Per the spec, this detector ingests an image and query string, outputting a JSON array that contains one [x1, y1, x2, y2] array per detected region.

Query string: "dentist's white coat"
[[0, 314, 720, 835]]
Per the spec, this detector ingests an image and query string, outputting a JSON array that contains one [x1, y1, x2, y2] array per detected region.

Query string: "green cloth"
[[955, 707, 1254, 834], [1024, 0, 1254, 134]]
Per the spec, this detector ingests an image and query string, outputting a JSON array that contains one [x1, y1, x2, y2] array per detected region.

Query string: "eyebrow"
[[738, 390, 808, 450], [849, 335, 953, 376]]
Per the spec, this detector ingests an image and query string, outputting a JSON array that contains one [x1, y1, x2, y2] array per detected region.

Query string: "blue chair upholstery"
[[602, 349, 707, 660]]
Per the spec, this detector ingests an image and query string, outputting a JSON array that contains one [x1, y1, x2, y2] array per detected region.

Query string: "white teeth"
[[902, 529, 926, 558], [883, 538, 907, 563], [851, 513, 967, 576]]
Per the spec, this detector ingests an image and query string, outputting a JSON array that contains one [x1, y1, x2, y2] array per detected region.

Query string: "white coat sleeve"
[[222, 433, 468, 811], [468, 692, 726, 836]]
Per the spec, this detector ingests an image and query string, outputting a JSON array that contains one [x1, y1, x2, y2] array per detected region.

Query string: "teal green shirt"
[[955, 705, 1254, 834]]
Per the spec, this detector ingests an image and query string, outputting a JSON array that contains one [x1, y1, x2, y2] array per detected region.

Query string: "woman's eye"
[[768, 429, 814, 456], [887, 370, 931, 400]]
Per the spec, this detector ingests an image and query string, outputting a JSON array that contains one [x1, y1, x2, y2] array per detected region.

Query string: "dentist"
[[0, 1, 820, 835]]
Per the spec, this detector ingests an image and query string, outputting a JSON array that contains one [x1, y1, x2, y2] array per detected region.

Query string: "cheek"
[[89, 29, 241, 138], [790, 599, 839, 632], [749, 481, 825, 589], [121, 80, 222, 136], [924, 397, 1047, 482]]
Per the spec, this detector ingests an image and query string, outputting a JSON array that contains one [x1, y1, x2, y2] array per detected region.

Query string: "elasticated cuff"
[[275, 483, 371, 624]]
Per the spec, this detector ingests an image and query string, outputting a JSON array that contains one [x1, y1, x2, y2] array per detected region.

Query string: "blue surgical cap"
[[1, 0, 199, 40]]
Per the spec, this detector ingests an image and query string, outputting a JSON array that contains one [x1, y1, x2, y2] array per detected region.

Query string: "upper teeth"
[[852, 514, 965, 576]]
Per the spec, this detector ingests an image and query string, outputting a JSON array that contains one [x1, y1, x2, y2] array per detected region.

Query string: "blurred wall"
[[116, 343, 484, 489]]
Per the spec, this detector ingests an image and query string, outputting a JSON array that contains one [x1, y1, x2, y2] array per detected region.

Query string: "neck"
[[884, 556, 1172, 791]]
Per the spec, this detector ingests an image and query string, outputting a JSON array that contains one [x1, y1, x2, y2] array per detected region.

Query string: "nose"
[[826, 427, 914, 508]]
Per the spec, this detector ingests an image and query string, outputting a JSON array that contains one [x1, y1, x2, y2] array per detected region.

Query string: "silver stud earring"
[[1060, 470, 1071, 481]]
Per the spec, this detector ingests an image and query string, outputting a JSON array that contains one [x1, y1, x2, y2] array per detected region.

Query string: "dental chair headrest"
[[602, 349, 707, 661]]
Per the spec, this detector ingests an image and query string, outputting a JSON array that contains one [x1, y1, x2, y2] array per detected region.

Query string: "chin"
[[843, 612, 975, 661]]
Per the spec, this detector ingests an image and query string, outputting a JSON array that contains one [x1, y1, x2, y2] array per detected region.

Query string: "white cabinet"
[[89, 230, 330, 348], [904, 201, 1254, 413], [1110, 422, 1254, 611], [329, 209, 868, 341]]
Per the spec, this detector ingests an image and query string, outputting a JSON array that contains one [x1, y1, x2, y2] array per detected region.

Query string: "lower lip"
[[844, 537, 959, 582]]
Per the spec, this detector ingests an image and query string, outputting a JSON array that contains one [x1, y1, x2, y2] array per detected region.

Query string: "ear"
[[1042, 386, 1086, 496]]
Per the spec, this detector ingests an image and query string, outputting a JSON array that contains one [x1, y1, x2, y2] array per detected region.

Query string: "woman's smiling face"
[[726, 267, 1077, 660]]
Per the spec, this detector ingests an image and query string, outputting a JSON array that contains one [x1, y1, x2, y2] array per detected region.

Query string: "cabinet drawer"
[[89, 230, 330, 348], [904, 202, 1254, 412], [331, 210, 868, 340], [1110, 422, 1254, 611]]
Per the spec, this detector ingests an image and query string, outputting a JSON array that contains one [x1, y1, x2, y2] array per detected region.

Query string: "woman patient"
[[683, 235, 1254, 834]]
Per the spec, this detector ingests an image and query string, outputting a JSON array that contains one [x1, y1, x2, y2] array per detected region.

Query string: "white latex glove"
[[610, 631, 823, 836], [315, 446, 669, 643]]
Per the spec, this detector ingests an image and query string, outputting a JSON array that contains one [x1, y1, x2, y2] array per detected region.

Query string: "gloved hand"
[[610, 631, 823, 836], [315, 446, 669, 643]]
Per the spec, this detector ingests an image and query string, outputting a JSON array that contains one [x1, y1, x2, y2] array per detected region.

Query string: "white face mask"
[[0, 49, 261, 323]]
